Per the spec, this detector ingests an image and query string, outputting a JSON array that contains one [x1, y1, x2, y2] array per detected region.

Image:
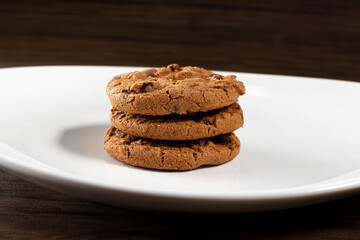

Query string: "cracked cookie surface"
[[106, 64, 245, 115], [103, 126, 240, 170], [110, 103, 243, 140]]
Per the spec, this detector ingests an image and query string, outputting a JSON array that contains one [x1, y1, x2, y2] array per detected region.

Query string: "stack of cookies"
[[104, 64, 245, 170]]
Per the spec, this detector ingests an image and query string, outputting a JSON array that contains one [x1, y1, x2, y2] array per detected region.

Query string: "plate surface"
[[0, 66, 359, 213]]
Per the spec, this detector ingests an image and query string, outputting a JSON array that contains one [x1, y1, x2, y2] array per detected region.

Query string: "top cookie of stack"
[[106, 64, 245, 116]]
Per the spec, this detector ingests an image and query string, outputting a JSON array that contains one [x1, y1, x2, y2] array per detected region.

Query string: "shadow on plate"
[[58, 123, 110, 159]]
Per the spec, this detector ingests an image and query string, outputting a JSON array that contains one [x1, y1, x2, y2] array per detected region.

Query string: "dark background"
[[1, 0, 359, 81], [1, 1, 360, 239]]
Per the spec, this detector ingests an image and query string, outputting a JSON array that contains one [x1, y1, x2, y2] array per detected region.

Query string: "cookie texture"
[[106, 64, 245, 115], [110, 103, 244, 140], [103, 126, 240, 171]]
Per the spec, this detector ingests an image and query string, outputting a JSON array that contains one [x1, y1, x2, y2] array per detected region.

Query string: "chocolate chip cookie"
[[106, 64, 245, 115], [110, 103, 243, 140], [103, 126, 240, 170]]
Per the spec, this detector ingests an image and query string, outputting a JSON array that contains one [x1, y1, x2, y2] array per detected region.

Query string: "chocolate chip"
[[139, 81, 153, 93], [216, 135, 231, 145], [204, 120, 211, 125], [167, 64, 181, 72], [206, 74, 223, 81], [190, 83, 199, 87], [113, 75, 122, 80]]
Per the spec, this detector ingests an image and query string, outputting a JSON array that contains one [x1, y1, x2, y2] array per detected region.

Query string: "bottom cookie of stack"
[[103, 126, 240, 171]]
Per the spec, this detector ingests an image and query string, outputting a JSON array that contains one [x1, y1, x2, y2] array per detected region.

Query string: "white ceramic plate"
[[0, 66, 359, 213]]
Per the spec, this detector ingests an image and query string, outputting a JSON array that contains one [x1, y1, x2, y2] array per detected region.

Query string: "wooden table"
[[1, 1, 359, 239], [1, 170, 360, 239]]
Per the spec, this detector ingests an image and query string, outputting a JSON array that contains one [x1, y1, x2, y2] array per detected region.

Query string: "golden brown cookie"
[[103, 126, 240, 171], [106, 64, 245, 115], [110, 103, 243, 140]]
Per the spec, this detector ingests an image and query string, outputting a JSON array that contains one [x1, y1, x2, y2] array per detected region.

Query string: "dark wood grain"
[[1, 169, 360, 239], [1, 1, 360, 239], [0, 0, 359, 81]]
